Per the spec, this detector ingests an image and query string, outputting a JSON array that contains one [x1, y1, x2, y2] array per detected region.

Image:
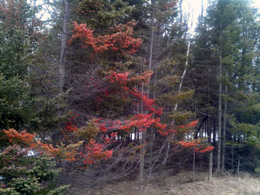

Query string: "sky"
[[182, 0, 260, 35], [253, 0, 260, 8], [184, 0, 260, 19], [37, 0, 260, 31]]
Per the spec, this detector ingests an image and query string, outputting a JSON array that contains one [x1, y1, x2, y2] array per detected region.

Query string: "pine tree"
[[0, 0, 42, 130], [189, 0, 260, 173]]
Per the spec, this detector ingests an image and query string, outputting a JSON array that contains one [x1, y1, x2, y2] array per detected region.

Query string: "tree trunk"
[[231, 135, 234, 171], [148, 0, 155, 72], [163, 36, 191, 164], [217, 76, 222, 174], [192, 148, 196, 182], [209, 152, 213, 182], [237, 159, 240, 176], [172, 40, 191, 122], [139, 133, 145, 195], [53, 0, 69, 146], [217, 30, 222, 174], [59, 0, 69, 93], [208, 118, 211, 143], [139, 82, 145, 195], [179, 0, 183, 24], [213, 119, 216, 145], [163, 1, 193, 165], [221, 85, 227, 173], [141, 0, 155, 188]]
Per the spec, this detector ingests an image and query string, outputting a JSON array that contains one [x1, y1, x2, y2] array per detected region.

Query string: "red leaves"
[[4, 129, 59, 156], [98, 123, 107, 132], [108, 71, 129, 85], [185, 119, 199, 128], [85, 70, 213, 156], [178, 140, 214, 153], [68, 15, 214, 157], [64, 121, 78, 133], [131, 71, 153, 83], [4, 127, 113, 166], [69, 21, 142, 56], [120, 114, 154, 132], [195, 146, 214, 153], [179, 140, 200, 147], [106, 71, 162, 116], [4, 129, 35, 146], [157, 128, 177, 136], [82, 139, 113, 165], [68, 22, 95, 47]]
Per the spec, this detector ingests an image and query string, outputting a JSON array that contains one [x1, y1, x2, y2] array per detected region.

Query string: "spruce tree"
[[189, 0, 260, 173], [0, 0, 41, 130]]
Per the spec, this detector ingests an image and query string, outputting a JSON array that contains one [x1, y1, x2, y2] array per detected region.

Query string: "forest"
[[0, 0, 260, 194]]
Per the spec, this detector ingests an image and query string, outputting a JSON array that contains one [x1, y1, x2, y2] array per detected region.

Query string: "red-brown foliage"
[[68, 21, 142, 56]]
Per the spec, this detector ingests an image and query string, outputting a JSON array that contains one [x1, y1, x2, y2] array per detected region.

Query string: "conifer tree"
[[189, 0, 260, 173], [0, 0, 41, 130]]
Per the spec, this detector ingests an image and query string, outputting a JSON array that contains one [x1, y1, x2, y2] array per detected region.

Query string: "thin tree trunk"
[[217, 30, 222, 174], [232, 135, 234, 171], [192, 148, 195, 182], [53, 0, 69, 146], [139, 135, 145, 195], [139, 82, 145, 195], [237, 159, 240, 176], [209, 152, 213, 182], [171, 1, 193, 117], [199, 0, 204, 29], [208, 118, 211, 143], [147, 63, 158, 169], [179, 0, 183, 25], [217, 77, 222, 174], [213, 119, 216, 145], [163, 40, 191, 165], [59, 0, 69, 93], [144, 0, 155, 182], [163, 2, 193, 165], [212, 117, 217, 143], [201, 0, 204, 18], [221, 85, 227, 173], [172, 37, 191, 121], [148, 0, 155, 72]]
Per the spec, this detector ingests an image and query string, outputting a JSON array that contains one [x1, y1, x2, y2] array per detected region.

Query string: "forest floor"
[[64, 171, 260, 195]]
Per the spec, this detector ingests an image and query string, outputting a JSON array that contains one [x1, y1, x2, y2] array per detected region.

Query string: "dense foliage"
[[1, 0, 260, 194]]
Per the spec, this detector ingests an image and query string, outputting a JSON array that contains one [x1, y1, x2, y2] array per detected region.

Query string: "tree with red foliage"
[[67, 16, 214, 157], [63, 5, 214, 186], [4, 126, 113, 169], [68, 21, 142, 57]]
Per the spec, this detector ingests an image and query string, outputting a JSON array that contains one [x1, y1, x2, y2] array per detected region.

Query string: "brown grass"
[[65, 171, 260, 195]]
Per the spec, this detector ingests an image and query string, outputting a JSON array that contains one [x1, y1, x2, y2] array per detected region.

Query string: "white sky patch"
[[34, 0, 260, 28], [29, 0, 53, 22], [181, 0, 209, 35], [182, 0, 260, 34], [253, 0, 260, 8]]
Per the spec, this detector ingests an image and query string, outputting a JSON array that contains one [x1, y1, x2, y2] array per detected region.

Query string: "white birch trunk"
[[163, 2, 193, 165], [59, 0, 69, 93]]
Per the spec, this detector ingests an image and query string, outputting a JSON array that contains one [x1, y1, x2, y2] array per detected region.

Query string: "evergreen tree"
[[189, 0, 260, 173], [0, 0, 42, 129]]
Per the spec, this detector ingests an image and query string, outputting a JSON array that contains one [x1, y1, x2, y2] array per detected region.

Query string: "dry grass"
[[65, 171, 260, 195]]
